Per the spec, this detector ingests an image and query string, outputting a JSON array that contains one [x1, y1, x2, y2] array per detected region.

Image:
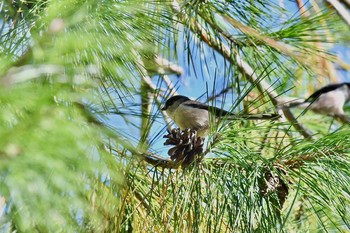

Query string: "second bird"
[[285, 82, 350, 123]]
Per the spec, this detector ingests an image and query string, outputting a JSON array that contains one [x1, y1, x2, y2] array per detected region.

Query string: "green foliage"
[[0, 0, 350, 232], [0, 82, 122, 232]]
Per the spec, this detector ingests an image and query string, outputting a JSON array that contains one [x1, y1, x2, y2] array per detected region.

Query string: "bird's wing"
[[306, 83, 346, 102], [183, 102, 232, 116], [183, 101, 279, 120]]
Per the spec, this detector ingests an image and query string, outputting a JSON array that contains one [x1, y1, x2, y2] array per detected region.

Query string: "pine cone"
[[163, 128, 205, 166], [260, 168, 289, 208]]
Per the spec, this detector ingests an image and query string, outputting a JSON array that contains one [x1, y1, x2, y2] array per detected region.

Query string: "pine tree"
[[0, 0, 349, 232]]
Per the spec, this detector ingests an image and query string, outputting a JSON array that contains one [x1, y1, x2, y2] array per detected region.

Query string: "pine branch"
[[154, 55, 184, 76], [0, 64, 64, 86], [337, 57, 350, 71], [171, 1, 312, 139], [138, 151, 177, 169], [222, 15, 316, 70], [327, 0, 350, 26]]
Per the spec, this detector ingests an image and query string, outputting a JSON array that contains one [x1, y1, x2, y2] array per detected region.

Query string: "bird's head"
[[162, 95, 190, 113]]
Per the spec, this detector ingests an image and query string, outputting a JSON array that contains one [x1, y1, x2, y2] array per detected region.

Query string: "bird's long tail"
[[276, 96, 307, 109], [229, 113, 280, 120], [284, 101, 310, 108]]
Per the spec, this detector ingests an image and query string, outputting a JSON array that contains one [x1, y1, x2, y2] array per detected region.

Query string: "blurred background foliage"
[[0, 0, 350, 232]]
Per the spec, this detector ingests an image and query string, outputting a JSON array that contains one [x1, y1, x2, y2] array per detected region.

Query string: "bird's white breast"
[[312, 88, 347, 115], [172, 104, 210, 136]]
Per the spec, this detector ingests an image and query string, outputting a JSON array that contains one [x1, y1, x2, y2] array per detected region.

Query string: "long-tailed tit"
[[162, 95, 279, 137], [285, 82, 350, 122]]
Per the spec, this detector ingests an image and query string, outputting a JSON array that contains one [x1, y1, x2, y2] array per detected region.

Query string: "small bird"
[[285, 82, 350, 122], [162, 95, 279, 137]]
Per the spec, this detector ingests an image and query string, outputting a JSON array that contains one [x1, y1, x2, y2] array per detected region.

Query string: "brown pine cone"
[[163, 128, 205, 167]]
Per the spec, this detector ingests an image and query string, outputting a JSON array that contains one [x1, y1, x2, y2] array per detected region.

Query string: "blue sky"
[[106, 0, 350, 157]]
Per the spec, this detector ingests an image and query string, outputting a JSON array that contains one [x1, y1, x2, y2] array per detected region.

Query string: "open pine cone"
[[163, 128, 205, 167]]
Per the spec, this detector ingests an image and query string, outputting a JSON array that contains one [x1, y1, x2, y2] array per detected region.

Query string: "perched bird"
[[284, 82, 350, 122], [162, 95, 279, 137]]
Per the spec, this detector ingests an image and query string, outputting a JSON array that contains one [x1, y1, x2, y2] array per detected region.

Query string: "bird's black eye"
[[166, 99, 176, 107]]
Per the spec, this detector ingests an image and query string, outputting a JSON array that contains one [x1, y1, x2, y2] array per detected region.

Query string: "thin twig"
[[138, 151, 178, 169], [171, 0, 312, 139], [311, 0, 338, 82], [162, 75, 178, 96], [296, 0, 311, 17], [327, 0, 350, 27], [337, 57, 350, 71], [155, 55, 184, 76], [180, 8, 313, 138], [222, 15, 316, 70], [1, 64, 64, 86]]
